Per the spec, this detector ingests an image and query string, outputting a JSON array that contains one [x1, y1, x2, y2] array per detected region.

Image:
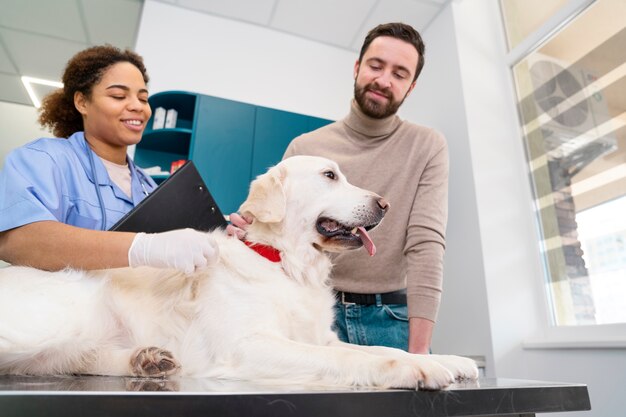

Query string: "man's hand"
[[226, 213, 252, 240], [128, 228, 219, 274]]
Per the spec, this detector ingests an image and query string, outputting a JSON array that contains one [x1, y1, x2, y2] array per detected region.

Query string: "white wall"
[[448, 0, 547, 375], [136, 0, 354, 121], [0, 101, 51, 169], [464, 0, 547, 362]]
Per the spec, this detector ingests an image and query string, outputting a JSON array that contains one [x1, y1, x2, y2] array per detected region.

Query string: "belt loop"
[[375, 293, 382, 307], [341, 291, 355, 306]]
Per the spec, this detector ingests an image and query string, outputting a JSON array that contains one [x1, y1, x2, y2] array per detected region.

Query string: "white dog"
[[0, 155, 477, 389]]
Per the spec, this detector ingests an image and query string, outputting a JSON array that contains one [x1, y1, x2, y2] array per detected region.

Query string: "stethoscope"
[[84, 138, 150, 231]]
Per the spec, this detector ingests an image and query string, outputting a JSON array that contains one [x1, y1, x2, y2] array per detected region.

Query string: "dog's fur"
[[0, 156, 477, 389]]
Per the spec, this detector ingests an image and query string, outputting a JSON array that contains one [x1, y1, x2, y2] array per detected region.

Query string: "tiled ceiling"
[[0, 0, 449, 107], [0, 0, 144, 106]]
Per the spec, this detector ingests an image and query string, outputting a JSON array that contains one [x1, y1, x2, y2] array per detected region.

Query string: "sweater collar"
[[343, 100, 401, 138]]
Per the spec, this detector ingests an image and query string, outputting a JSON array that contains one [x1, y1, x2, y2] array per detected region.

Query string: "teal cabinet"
[[251, 107, 310, 180], [251, 108, 332, 184], [191, 96, 256, 215], [135, 91, 332, 214]]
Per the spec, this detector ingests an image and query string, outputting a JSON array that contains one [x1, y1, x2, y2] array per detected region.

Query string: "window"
[[500, 0, 570, 50], [501, 0, 626, 326]]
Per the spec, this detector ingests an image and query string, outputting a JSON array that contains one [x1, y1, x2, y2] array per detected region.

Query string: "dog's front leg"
[[230, 334, 455, 389], [79, 347, 181, 377], [327, 339, 479, 383]]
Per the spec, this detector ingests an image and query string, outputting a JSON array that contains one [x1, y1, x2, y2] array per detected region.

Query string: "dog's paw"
[[408, 357, 456, 390], [377, 357, 454, 390], [130, 347, 181, 377], [429, 354, 479, 382]]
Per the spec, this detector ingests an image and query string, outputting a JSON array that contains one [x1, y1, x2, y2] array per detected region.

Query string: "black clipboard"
[[110, 161, 228, 233]]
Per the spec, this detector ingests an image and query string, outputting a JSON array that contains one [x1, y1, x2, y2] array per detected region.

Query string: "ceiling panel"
[[1, 29, 87, 79], [177, 0, 276, 25], [0, 0, 86, 42], [31, 83, 60, 103], [0, 41, 17, 73], [351, 0, 442, 50], [271, 0, 377, 48], [81, 0, 143, 48], [0, 73, 31, 105]]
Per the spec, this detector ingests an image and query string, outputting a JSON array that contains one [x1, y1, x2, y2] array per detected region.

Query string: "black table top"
[[0, 376, 590, 417]]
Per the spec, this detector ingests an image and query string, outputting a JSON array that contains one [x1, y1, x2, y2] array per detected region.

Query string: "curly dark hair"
[[358, 22, 425, 82], [38, 45, 150, 138]]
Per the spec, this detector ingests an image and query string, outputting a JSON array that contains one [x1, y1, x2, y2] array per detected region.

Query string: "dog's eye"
[[323, 170, 336, 180]]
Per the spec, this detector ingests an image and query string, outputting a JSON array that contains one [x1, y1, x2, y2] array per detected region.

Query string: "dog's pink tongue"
[[358, 226, 376, 257]]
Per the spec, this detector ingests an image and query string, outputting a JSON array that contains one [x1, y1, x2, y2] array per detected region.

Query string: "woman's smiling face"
[[76, 61, 151, 161]]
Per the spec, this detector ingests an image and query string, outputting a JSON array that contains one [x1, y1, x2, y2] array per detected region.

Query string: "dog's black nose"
[[377, 198, 390, 212]]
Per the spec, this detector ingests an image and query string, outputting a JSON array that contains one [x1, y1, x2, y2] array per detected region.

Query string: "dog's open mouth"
[[316, 217, 378, 256]]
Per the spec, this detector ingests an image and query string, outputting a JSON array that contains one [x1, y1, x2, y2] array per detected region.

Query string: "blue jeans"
[[333, 296, 409, 351]]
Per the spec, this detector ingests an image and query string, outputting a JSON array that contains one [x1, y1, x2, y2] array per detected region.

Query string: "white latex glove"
[[128, 229, 219, 274]]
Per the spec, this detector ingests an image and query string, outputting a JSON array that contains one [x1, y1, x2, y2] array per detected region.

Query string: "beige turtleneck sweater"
[[283, 101, 449, 322]]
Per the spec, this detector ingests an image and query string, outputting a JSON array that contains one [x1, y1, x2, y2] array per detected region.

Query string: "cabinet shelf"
[[140, 128, 192, 154]]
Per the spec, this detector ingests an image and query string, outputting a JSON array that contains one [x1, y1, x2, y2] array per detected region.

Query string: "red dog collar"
[[244, 241, 282, 263]]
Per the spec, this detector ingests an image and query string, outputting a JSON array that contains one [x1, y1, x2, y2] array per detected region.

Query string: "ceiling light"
[[21, 76, 63, 108]]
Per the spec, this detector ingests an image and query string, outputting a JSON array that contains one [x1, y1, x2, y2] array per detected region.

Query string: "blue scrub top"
[[0, 132, 157, 231]]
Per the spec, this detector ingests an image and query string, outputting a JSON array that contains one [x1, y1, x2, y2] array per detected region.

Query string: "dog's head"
[[240, 155, 388, 256]]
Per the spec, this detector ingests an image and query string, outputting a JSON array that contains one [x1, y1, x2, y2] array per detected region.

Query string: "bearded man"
[[283, 22, 448, 354]]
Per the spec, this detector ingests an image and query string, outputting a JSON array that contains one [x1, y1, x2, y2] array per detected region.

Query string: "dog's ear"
[[239, 167, 286, 223]]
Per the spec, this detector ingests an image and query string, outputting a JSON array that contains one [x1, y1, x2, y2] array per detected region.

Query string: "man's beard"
[[354, 81, 407, 119]]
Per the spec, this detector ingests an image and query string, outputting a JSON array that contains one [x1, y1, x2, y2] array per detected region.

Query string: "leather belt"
[[336, 289, 407, 305]]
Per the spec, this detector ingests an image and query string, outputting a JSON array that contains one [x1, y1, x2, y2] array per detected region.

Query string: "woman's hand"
[[128, 228, 219, 275]]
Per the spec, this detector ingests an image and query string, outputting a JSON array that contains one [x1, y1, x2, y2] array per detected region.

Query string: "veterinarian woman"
[[0, 45, 217, 274]]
